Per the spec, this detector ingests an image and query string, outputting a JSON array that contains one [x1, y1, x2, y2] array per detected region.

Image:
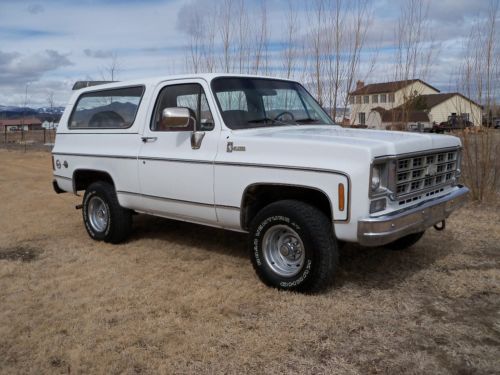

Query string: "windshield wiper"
[[295, 117, 321, 124], [247, 117, 291, 126]]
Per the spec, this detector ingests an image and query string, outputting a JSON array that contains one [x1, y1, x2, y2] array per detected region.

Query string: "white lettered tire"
[[249, 200, 338, 292]]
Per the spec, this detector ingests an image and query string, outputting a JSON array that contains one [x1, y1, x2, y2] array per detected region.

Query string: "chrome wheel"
[[262, 225, 305, 277], [88, 196, 109, 233]]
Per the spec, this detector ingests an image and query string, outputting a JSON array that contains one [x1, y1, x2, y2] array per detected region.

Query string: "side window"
[[152, 83, 214, 132], [69, 86, 144, 129]]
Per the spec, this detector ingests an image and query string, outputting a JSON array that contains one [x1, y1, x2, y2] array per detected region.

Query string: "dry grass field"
[[0, 148, 499, 374]]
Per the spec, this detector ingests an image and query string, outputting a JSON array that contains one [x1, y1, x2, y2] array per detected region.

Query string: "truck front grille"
[[395, 150, 459, 198]]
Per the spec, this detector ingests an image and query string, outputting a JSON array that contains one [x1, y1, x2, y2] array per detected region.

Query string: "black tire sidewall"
[[251, 213, 317, 290], [82, 186, 112, 241]]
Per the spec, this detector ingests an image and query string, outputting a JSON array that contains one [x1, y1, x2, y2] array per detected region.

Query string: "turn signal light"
[[338, 183, 345, 211]]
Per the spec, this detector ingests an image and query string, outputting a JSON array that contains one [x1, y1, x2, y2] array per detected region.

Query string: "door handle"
[[141, 137, 157, 143]]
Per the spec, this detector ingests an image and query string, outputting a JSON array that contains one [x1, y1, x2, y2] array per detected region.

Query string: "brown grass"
[[0, 148, 499, 374]]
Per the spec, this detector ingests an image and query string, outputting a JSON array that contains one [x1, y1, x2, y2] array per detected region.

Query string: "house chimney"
[[356, 80, 365, 90]]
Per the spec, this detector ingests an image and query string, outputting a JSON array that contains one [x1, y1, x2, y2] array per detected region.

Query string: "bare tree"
[[308, 0, 327, 105], [46, 91, 56, 143], [101, 52, 120, 81], [185, 7, 205, 73], [282, 0, 300, 79], [219, 0, 234, 73], [324, 0, 342, 119], [340, 0, 373, 121], [203, 10, 218, 73], [235, 0, 250, 73], [392, 0, 438, 127], [252, 0, 269, 75], [458, 0, 499, 201]]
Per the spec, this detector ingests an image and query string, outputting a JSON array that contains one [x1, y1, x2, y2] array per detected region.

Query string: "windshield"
[[211, 77, 335, 129]]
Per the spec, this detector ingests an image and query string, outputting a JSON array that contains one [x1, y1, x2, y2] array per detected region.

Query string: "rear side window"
[[69, 86, 144, 129]]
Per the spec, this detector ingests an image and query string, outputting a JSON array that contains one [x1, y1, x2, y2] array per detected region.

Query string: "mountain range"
[[0, 105, 65, 120]]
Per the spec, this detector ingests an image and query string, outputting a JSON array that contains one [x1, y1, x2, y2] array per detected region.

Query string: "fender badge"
[[227, 142, 245, 152]]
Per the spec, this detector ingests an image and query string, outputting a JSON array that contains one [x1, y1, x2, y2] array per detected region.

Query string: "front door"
[[138, 79, 219, 224]]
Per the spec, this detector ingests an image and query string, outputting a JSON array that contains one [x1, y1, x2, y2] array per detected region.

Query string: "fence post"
[[43, 128, 46, 144]]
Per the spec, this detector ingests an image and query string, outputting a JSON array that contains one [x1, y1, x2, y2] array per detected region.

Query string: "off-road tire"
[[82, 181, 132, 244], [249, 200, 338, 293], [386, 231, 424, 251]]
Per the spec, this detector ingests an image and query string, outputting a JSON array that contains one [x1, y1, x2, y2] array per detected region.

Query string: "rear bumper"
[[357, 185, 469, 247]]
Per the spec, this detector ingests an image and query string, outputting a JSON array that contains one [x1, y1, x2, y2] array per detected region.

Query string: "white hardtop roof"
[[74, 73, 296, 94]]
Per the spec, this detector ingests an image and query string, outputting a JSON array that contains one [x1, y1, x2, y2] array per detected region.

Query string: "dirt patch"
[[0, 246, 42, 262]]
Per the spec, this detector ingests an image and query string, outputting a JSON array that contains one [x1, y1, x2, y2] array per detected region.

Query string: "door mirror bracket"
[[191, 131, 205, 149]]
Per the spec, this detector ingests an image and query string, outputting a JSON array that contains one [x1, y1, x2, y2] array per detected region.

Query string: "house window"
[[363, 95, 369, 104], [380, 94, 387, 103], [359, 112, 366, 125], [349, 96, 355, 105], [355, 96, 361, 104], [461, 113, 470, 121], [388, 93, 395, 102], [372, 95, 378, 103]]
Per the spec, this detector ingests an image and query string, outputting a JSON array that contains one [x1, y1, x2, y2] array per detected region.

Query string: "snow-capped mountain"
[[0, 105, 64, 119]]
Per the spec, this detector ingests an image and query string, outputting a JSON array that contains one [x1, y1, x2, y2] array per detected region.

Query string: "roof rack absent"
[[72, 81, 118, 90]]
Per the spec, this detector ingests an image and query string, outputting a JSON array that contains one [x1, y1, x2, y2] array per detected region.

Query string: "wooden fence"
[[2, 128, 57, 146]]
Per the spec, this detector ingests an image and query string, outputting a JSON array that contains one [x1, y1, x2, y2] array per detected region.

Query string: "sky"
[[0, 0, 497, 108]]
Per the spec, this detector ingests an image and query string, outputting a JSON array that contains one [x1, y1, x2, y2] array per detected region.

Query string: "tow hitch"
[[434, 220, 446, 231]]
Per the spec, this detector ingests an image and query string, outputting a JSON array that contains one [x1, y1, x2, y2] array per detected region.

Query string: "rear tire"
[[249, 200, 338, 293], [386, 231, 424, 251], [82, 181, 132, 244]]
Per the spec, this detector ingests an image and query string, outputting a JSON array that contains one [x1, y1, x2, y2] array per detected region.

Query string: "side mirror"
[[160, 107, 195, 128]]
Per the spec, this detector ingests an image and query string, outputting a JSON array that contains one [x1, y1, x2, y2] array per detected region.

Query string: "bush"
[[458, 128, 500, 201]]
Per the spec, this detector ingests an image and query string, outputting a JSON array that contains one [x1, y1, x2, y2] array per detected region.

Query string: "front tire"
[[249, 200, 338, 292], [82, 181, 132, 244]]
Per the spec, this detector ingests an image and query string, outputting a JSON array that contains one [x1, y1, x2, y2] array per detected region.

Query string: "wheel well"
[[241, 184, 333, 230], [73, 169, 114, 192]]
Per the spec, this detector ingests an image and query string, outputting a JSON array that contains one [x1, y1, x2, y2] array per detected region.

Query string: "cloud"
[[27, 3, 44, 14], [0, 49, 73, 85], [83, 49, 114, 59]]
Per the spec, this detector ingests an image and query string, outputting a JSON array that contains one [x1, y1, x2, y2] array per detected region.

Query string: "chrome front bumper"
[[357, 185, 469, 247]]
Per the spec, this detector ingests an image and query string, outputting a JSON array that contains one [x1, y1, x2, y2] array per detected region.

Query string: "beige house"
[[349, 79, 482, 129]]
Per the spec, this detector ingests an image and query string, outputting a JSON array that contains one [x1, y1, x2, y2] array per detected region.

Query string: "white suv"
[[52, 74, 469, 292]]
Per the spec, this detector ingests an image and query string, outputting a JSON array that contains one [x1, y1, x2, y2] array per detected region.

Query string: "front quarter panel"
[[213, 130, 370, 242]]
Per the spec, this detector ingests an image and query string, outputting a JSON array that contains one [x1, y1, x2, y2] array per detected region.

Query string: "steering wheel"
[[274, 111, 295, 122]]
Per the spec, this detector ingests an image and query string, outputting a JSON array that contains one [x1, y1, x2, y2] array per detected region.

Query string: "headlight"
[[371, 167, 381, 190], [370, 162, 389, 195]]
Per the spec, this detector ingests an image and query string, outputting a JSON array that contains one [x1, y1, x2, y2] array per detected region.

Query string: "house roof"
[[349, 79, 440, 95], [413, 93, 482, 109], [0, 117, 42, 126]]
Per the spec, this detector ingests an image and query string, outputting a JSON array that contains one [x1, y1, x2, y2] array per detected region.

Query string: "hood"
[[232, 125, 461, 157]]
